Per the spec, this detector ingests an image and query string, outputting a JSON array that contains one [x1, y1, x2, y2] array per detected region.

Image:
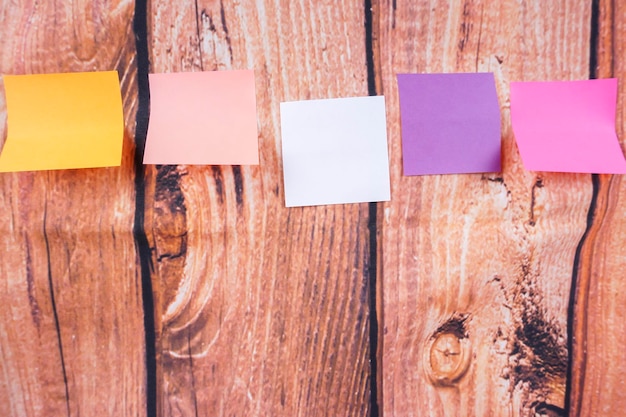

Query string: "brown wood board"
[[1, 1, 626, 416], [568, 1, 626, 415], [377, 1, 595, 416], [146, 1, 372, 415], [0, 1, 146, 416]]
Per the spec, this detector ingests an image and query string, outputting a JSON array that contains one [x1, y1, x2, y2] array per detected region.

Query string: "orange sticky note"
[[143, 70, 259, 165], [0, 71, 124, 172]]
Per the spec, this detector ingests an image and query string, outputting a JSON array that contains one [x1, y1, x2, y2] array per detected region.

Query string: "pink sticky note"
[[510, 78, 626, 173], [144, 70, 259, 165]]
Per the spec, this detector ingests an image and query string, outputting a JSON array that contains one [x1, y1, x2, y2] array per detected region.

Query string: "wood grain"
[[2, 2, 624, 416], [569, 1, 626, 415], [146, 1, 371, 415], [377, 1, 593, 416], [0, 1, 146, 416]]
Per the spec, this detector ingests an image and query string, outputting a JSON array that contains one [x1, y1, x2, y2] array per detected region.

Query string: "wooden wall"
[[0, 1, 146, 416], [0, 1, 624, 416], [146, 1, 371, 415], [379, 2, 591, 416]]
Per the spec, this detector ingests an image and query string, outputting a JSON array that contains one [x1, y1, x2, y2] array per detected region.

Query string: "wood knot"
[[424, 332, 471, 386]]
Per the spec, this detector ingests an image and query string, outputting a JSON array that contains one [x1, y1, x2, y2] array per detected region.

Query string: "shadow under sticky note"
[[143, 70, 259, 165], [397, 72, 502, 176], [0, 71, 124, 172], [280, 96, 390, 207], [510, 78, 626, 173]]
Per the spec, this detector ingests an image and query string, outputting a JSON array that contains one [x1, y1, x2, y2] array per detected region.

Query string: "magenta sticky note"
[[397, 73, 501, 176], [510, 78, 626, 173]]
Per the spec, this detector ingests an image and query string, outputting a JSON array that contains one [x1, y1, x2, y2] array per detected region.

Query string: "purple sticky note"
[[397, 73, 501, 175], [510, 78, 626, 173]]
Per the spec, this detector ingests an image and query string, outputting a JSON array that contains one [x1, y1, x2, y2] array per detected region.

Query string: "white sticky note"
[[280, 96, 391, 207]]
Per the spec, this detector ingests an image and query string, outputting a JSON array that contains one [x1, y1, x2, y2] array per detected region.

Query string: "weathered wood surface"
[[378, 2, 596, 416], [0, 1, 146, 416], [146, 1, 371, 416], [2, 1, 626, 416], [569, 1, 626, 415]]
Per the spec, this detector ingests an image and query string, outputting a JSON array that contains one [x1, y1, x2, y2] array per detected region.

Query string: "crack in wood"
[[232, 165, 244, 209], [194, 0, 205, 71], [187, 330, 200, 417], [529, 176, 544, 227], [211, 166, 225, 204], [197, 3, 233, 70], [24, 235, 41, 328], [132, 0, 157, 414], [458, 1, 472, 52], [218, 0, 233, 63], [42, 202, 71, 417], [567, 173, 608, 415], [475, 5, 484, 71]]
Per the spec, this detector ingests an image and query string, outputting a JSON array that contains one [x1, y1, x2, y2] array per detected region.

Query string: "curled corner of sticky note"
[[0, 70, 124, 173]]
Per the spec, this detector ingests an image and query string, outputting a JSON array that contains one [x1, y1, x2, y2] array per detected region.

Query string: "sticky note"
[[144, 70, 259, 165], [510, 78, 626, 173], [0, 71, 123, 172], [280, 96, 390, 207], [397, 72, 501, 175]]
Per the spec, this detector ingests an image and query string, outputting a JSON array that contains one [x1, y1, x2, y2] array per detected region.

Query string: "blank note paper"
[[144, 70, 259, 165], [510, 78, 626, 173], [397, 73, 501, 175], [0, 71, 124, 172], [280, 96, 390, 207]]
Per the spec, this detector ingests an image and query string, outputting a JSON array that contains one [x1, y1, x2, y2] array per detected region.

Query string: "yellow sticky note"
[[0, 71, 124, 172]]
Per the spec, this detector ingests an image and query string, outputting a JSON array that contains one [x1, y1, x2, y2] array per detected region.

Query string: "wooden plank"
[[569, 1, 626, 415], [0, 2, 146, 416], [146, 1, 371, 415], [378, 1, 593, 416]]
